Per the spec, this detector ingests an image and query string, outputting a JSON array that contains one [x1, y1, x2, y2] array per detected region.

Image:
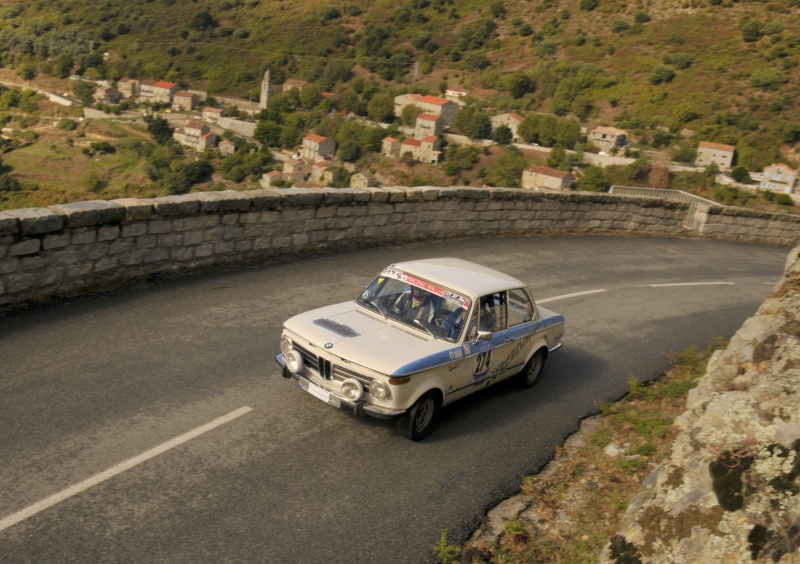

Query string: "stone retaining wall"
[[1, 187, 798, 308]]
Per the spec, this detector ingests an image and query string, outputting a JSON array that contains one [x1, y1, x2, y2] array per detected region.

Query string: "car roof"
[[390, 258, 527, 298]]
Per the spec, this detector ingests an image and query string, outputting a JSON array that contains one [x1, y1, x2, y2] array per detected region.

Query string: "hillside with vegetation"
[[1, 0, 799, 210]]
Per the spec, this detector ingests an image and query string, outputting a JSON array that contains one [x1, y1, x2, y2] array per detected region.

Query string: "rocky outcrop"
[[601, 246, 800, 563]]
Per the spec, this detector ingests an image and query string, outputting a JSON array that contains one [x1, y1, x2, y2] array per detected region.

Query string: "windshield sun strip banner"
[[380, 268, 470, 309]]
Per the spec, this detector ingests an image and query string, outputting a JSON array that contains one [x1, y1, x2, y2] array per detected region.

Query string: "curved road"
[[0, 235, 790, 563]]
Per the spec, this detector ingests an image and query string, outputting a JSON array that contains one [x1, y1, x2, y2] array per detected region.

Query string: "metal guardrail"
[[608, 186, 721, 230]]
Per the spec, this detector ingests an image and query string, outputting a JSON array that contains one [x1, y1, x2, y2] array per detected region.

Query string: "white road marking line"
[[650, 282, 734, 287], [537, 289, 607, 304], [0, 406, 253, 533]]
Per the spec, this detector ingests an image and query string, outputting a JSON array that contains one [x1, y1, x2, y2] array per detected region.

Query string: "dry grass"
[[453, 338, 726, 564]]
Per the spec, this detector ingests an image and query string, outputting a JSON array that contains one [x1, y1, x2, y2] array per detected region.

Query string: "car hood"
[[283, 301, 453, 376]]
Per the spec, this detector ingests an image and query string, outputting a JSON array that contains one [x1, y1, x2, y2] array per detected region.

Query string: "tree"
[[146, 116, 173, 145], [299, 84, 323, 109], [731, 166, 753, 184], [576, 166, 609, 192], [740, 20, 763, 43], [72, 81, 96, 105], [493, 125, 512, 145], [338, 139, 362, 162], [484, 146, 527, 187], [367, 92, 395, 123], [454, 106, 492, 139], [401, 104, 424, 126], [649, 65, 675, 85], [518, 114, 541, 144], [555, 118, 581, 148], [254, 120, 283, 147]]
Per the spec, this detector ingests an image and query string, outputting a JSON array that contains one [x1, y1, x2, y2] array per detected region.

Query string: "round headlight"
[[369, 380, 390, 400], [285, 349, 303, 373], [340, 378, 363, 401], [280, 336, 294, 355]]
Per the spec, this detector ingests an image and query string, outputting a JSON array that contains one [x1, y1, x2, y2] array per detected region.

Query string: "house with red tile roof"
[[301, 133, 336, 161], [695, 141, 736, 169], [172, 91, 197, 112], [415, 113, 442, 139], [152, 81, 179, 104], [522, 165, 573, 191], [393, 93, 459, 127], [760, 163, 798, 194], [173, 120, 217, 151]]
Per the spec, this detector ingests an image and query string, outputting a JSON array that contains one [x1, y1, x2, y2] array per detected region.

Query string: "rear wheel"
[[517, 349, 546, 388], [396, 391, 440, 441]]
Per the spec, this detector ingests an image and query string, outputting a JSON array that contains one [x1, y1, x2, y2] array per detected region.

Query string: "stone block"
[[279, 187, 324, 206], [152, 195, 201, 216], [11, 239, 41, 256], [2, 208, 64, 235], [80, 242, 110, 261], [6, 273, 36, 293], [214, 241, 235, 254], [94, 256, 119, 272], [249, 189, 283, 210], [43, 232, 70, 250], [148, 220, 173, 235], [71, 229, 97, 245], [108, 238, 134, 255], [50, 200, 125, 227], [195, 244, 214, 258], [158, 234, 182, 248], [143, 248, 169, 263], [170, 247, 194, 261], [183, 231, 204, 246], [112, 198, 155, 220], [0, 258, 19, 275], [136, 234, 157, 249], [98, 225, 120, 241], [20, 256, 47, 271], [235, 240, 253, 252], [197, 191, 254, 213], [0, 213, 18, 236], [66, 262, 93, 277], [121, 223, 148, 237]]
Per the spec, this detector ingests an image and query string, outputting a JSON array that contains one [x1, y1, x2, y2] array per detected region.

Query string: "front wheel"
[[396, 391, 441, 441], [517, 349, 546, 388]]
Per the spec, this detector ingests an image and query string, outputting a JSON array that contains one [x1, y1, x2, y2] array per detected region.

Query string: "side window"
[[478, 292, 507, 332], [508, 288, 534, 327]]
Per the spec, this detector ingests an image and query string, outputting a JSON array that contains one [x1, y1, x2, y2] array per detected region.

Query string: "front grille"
[[333, 364, 374, 389]]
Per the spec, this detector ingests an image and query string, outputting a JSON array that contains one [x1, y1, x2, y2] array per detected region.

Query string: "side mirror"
[[473, 330, 493, 344]]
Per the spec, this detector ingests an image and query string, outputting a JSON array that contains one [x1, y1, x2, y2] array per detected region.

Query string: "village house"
[[171, 91, 198, 112], [218, 139, 236, 157], [282, 78, 308, 93], [173, 120, 216, 151], [393, 93, 459, 127], [310, 161, 334, 186], [137, 80, 157, 103], [491, 113, 524, 142], [587, 126, 627, 151], [93, 85, 121, 105], [301, 133, 336, 162], [521, 165, 573, 191], [695, 141, 736, 169], [202, 107, 225, 122], [152, 80, 179, 104], [116, 78, 139, 99], [760, 163, 798, 194], [350, 172, 378, 189], [400, 136, 442, 164], [382, 137, 401, 158], [415, 113, 443, 139]]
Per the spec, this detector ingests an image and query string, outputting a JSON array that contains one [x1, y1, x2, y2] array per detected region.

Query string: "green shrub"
[[776, 194, 794, 206]]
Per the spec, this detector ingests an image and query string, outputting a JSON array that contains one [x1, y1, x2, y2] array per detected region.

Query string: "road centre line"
[[0, 406, 253, 533], [537, 289, 607, 304], [650, 282, 735, 287]]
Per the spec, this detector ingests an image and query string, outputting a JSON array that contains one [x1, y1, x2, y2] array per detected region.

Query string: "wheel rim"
[[414, 398, 435, 431], [527, 354, 542, 383]]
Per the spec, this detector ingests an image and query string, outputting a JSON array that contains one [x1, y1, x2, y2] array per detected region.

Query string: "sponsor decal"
[[489, 335, 533, 377], [449, 348, 463, 360], [473, 350, 493, 382], [448, 362, 462, 371], [379, 268, 470, 310]]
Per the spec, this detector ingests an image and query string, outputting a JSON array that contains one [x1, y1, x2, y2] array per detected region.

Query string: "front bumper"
[[275, 353, 406, 420]]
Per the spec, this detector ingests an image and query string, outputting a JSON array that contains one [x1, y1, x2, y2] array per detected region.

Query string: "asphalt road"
[[0, 235, 790, 563]]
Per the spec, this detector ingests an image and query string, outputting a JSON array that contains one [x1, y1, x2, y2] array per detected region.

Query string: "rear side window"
[[508, 288, 534, 327]]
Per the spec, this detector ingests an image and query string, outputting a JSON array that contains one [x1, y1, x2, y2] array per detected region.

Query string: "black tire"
[[396, 391, 441, 441], [517, 349, 546, 388]]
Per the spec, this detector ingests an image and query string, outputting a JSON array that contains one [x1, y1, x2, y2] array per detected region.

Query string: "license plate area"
[[299, 379, 342, 408]]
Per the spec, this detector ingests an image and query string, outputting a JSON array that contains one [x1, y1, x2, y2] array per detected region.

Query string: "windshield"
[[356, 267, 471, 342]]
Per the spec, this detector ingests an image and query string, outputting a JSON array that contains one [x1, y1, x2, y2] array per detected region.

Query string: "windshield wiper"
[[412, 319, 438, 339], [370, 298, 388, 319]]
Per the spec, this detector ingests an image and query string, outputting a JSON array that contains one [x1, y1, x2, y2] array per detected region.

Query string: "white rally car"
[[276, 258, 565, 441]]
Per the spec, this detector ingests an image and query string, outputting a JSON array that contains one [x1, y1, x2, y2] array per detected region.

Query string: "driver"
[[393, 286, 436, 323]]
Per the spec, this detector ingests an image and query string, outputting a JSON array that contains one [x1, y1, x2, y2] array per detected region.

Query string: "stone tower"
[[259, 69, 271, 110]]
